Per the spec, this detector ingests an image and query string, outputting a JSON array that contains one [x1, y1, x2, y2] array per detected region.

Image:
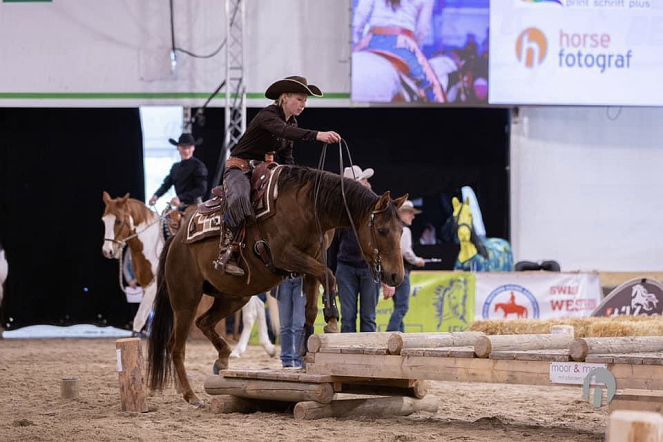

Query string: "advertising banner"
[[489, 0, 662, 105], [314, 271, 475, 333], [475, 272, 602, 320]]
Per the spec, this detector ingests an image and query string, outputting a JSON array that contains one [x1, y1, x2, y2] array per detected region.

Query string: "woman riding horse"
[[217, 76, 342, 276]]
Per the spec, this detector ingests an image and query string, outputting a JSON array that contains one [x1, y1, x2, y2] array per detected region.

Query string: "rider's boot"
[[213, 227, 245, 276]]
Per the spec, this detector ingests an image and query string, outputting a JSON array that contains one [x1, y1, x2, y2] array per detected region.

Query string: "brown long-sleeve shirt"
[[230, 104, 318, 165]]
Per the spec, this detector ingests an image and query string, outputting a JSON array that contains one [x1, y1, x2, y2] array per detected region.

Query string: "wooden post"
[[115, 338, 148, 412], [387, 332, 485, 355], [606, 410, 663, 442], [570, 337, 663, 362], [293, 395, 439, 420], [474, 334, 574, 358], [60, 377, 79, 400], [204, 376, 334, 404]]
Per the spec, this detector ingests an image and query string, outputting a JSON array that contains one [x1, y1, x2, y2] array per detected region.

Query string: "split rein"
[[316, 140, 385, 284]]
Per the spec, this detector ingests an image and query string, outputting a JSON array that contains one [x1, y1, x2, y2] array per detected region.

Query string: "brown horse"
[[148, 165, 407, 405]]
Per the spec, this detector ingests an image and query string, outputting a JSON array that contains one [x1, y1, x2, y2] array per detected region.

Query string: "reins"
[[315, 140, 384, 284], [104, 204, 166, 294]]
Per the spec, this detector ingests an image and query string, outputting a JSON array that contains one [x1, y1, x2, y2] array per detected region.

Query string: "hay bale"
[[468, 316, 663, 337]]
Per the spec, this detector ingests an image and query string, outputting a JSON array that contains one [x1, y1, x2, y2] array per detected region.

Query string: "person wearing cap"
[[327, 165, 384, 333], [386, 200, 425, 332], [214, 76, 341, 277], [148, 133, 208, 208]]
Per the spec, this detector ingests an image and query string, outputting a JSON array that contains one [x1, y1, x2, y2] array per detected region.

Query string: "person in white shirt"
[[386, 200, 425, 332]]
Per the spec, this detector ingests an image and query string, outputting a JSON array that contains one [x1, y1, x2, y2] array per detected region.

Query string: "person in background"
[[386, 200, 425, 332], [148, 133, 208, 209], [329, 165, 389, 333], [419, 222, 437, 245], [215, 75, 341, 277], [275, 276, 305, 369]]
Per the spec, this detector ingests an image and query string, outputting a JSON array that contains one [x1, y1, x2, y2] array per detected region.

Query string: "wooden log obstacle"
[[205, 329, 663, 420], [204, 369, 436, 420], [115, 337, 148, 412]]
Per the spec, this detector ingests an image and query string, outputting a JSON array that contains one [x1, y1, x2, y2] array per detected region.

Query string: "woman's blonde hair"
[[275, 93, 291, 107]]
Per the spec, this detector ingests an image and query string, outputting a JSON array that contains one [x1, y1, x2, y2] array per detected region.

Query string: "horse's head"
[[101, 191, 135, 259], [356, 192, 407, 287]]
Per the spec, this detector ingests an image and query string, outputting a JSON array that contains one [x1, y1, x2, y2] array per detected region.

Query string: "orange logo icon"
[[516, 28, 548, 67]]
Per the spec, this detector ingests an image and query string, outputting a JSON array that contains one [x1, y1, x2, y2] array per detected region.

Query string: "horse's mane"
[[278, 166, 381, 224], [103, 196, 156, 226]]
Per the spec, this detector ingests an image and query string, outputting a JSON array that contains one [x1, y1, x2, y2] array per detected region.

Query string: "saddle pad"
[[183, 165, 284, 244], [184, 211, 222, 244]]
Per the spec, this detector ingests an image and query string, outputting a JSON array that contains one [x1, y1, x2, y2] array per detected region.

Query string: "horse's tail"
[[147, 235, 174, 391]]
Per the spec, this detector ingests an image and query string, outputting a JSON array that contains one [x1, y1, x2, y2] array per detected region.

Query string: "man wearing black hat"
[[214, 75, 341, 277], [148, 133, 208, 208]]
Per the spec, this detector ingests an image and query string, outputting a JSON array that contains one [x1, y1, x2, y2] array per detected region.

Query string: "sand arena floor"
[[0, 337, 608, 441]]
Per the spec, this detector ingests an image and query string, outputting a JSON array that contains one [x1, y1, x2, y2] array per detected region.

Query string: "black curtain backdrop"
[[0, 108, 144, 330], [193, 106, 510, 268], [0, 106, 508, 328]]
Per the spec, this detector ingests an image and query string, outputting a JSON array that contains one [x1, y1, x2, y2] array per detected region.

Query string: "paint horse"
[[148, 165, 407, 405], [452, 196, 513, 272], [102, 192, 164, 335]]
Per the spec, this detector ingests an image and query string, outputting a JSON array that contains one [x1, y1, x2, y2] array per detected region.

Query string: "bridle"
[[366, 206, 389, 283]]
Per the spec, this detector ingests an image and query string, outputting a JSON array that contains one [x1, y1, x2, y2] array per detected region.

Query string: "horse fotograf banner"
[[475, 272, 602, 320], [489, 1, 662, 106]]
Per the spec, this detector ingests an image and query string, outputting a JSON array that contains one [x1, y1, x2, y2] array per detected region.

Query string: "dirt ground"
[[0, 337, 608, 441]]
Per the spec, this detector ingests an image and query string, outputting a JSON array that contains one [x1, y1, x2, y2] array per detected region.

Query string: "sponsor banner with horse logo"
[[312, 271, 476, 333], [592, 277, 663, 317], [475, 272, 602, 320]]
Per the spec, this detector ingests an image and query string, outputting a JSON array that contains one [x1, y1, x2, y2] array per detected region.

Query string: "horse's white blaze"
[[102, 214, 119, 258]]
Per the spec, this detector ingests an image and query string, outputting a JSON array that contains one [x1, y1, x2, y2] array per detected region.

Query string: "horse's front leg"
[[195, 296, 248, 375]]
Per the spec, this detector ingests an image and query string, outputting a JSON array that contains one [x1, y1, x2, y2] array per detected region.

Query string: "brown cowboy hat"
[[265, 76, 323, 100]]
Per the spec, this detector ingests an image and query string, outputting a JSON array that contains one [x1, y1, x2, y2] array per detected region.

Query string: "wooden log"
[[609, 390, 663, 414], [307, 332, 394, 353], [115, 338, 148, 412], [293, 395, 438, 420], [570, 337, 663, 362], [474, 334, 574, 359], [606, 410, 663, 442], [60, 377, 79, 400], [387, 332, 485, 355], [204, 376, 334, 404], [209, 396, 292, 414], [338, 379, 428, 399]]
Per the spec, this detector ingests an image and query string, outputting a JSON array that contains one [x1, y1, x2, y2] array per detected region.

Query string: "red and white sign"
[[475, 272, 602, 320]]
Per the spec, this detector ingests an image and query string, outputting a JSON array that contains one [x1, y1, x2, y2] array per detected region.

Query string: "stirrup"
[[213, 246, 245, 276]]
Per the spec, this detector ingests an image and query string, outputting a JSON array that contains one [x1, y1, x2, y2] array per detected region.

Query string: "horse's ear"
[[375, 191, 391, 211], [452, 197, 461, 212], [102, 191, 111, 204], [464, 197, 470, 205], [393, 194, 408, 209], [119, 193, 130, 204]]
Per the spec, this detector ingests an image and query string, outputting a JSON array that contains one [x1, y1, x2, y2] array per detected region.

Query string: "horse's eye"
[[115, 219, 122, 225], [377, 228, 387, 236]]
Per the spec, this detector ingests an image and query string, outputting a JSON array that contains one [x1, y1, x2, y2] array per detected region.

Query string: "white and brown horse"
[[102, 192, 163, 334]]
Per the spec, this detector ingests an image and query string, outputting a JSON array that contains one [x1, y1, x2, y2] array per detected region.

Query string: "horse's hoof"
[[265, 345, 276, 357], [323, 323, 339, 334], [188, 397, 206, 408], [212, 359, 228, 375]]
